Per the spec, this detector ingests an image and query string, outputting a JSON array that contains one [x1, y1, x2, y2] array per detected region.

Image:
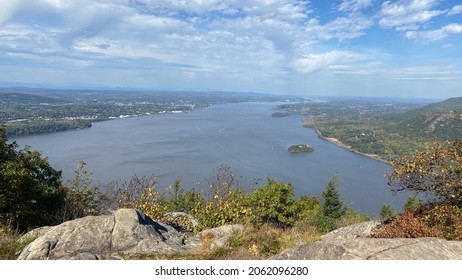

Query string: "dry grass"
[[123, 222, 323, 260], [0, 225, 33, 260]]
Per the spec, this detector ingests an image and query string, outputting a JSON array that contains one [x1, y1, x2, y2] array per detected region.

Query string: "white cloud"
[[292, 51, 361, 73], [132, 0, 227, 15], [387, 65, 462, 81], [133, 0, 311, 22], [124, 14, 186, 30], [379, 0, 445, 30], [1, 0, 460, 97], [0, 0, 21, 25], [322, 15, 373, 41], [338, 0, 373, 13], [448, 5, 462, 16], [405, 23, 462, 41]]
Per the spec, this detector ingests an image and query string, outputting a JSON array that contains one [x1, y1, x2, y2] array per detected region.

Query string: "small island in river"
[[288, 144, 314, 153]]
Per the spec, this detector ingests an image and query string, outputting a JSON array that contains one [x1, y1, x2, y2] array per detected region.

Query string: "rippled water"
[[13, 102, 408, 216]]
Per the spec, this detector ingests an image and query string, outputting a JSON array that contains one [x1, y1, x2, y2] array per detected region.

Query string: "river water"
[[13, 102, 408, 216]]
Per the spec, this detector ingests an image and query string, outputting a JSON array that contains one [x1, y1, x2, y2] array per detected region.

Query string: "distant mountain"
[[388, 97, 462, 141]]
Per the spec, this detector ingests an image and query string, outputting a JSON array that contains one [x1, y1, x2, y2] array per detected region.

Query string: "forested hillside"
[[274, 97, 462, 161], [387, 97, 462, 142]]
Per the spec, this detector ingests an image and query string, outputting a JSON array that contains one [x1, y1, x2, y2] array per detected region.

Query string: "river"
[[13, 102, 408, 216]]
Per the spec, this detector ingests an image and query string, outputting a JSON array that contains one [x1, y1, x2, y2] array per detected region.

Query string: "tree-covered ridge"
[[386, 97, 462, 142], [274, 97, 462, 161]]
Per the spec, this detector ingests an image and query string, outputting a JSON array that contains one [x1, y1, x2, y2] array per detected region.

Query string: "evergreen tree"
[[321, 176, 346, 219], [379, 204, 395, 221]]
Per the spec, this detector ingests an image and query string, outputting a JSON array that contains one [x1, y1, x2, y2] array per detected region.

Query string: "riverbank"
[[322, 136, 390, 165], [303, 118, 390, 165]]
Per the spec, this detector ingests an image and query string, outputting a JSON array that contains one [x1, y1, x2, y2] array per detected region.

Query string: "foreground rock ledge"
[[270, 221, 462, 260], [19, 214, 462, 260], [18, 209, 242, 260]]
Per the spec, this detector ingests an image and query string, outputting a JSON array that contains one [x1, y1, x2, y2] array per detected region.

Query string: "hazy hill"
[[387, 97, 462, 142]]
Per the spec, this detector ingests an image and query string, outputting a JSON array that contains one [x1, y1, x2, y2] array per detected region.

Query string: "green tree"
[[0, 126, 65, 231], [164, 178, 185, 212], [321, 176, 346, 219], [379, 204, 396, 221]]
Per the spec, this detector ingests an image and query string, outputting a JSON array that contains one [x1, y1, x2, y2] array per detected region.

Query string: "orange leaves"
[[372, 210, 443, 239], [373, 203, 462, 241]]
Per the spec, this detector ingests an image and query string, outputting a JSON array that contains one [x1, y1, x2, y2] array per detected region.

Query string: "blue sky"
[[0, 0, 461, 98]]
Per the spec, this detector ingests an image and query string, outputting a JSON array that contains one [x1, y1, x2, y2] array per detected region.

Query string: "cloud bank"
[[0, 0, 461, 97]]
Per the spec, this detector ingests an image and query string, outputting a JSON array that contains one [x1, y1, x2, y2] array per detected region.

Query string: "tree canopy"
[[387, 140, 462, 206], [0, 126, 65, 231]]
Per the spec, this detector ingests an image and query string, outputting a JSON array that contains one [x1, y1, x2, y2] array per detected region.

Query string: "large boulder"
[[271, 221, 462, 260], [18, 209, 189, 260], [18, 209, 244, 260]]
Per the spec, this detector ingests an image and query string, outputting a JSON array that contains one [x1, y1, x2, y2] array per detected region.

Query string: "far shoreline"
[[303, 118, 391, 165]]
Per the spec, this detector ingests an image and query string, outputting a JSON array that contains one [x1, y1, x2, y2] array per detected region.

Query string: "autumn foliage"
[[388, 140, 462, 205], [375, 140, 462, 240]]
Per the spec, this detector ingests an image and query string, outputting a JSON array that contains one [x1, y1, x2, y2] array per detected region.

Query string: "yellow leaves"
[[389, 140, 462, 204], [113, 184, 165, 220]]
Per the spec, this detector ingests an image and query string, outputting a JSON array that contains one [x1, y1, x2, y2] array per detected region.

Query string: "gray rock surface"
[[18, 226, 53, 243], [271, 237, 462, 260], [18, 209, 188, 259], [271, 221, 462, 260], [163, 212, 199, 232], [18, 209, 243, 260], [199, 224, 245, 251], [321, 220, 381, 240]]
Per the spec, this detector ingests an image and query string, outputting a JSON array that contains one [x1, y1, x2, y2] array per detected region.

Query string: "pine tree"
[[321, 176, 346, 219]]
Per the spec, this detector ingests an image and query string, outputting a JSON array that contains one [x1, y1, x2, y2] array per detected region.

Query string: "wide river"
[[13, 102, 408, 216]]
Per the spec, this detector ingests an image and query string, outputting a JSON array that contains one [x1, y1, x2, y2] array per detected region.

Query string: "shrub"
[[425, 203, 462, 240], [314, 213, 337, 233], [372, 210, 443, 239], [250, 179, 297, 228], [60, 161, 106, 222], [293, 195, 321, 221], [189, 166, 252, 231], [107, 175, 166, 220], [191, 188, 250, 231]]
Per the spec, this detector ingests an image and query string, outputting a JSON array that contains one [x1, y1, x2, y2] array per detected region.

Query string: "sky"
[[0, 0, 461, 98]]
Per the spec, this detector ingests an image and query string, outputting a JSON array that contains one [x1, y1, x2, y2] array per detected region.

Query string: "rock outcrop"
[[163, 212, 199, 232], [271, 221, 462, 260], [199, 224, 245, 251], [20, 214, 462, 260], [18, 209, 241, 260]]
